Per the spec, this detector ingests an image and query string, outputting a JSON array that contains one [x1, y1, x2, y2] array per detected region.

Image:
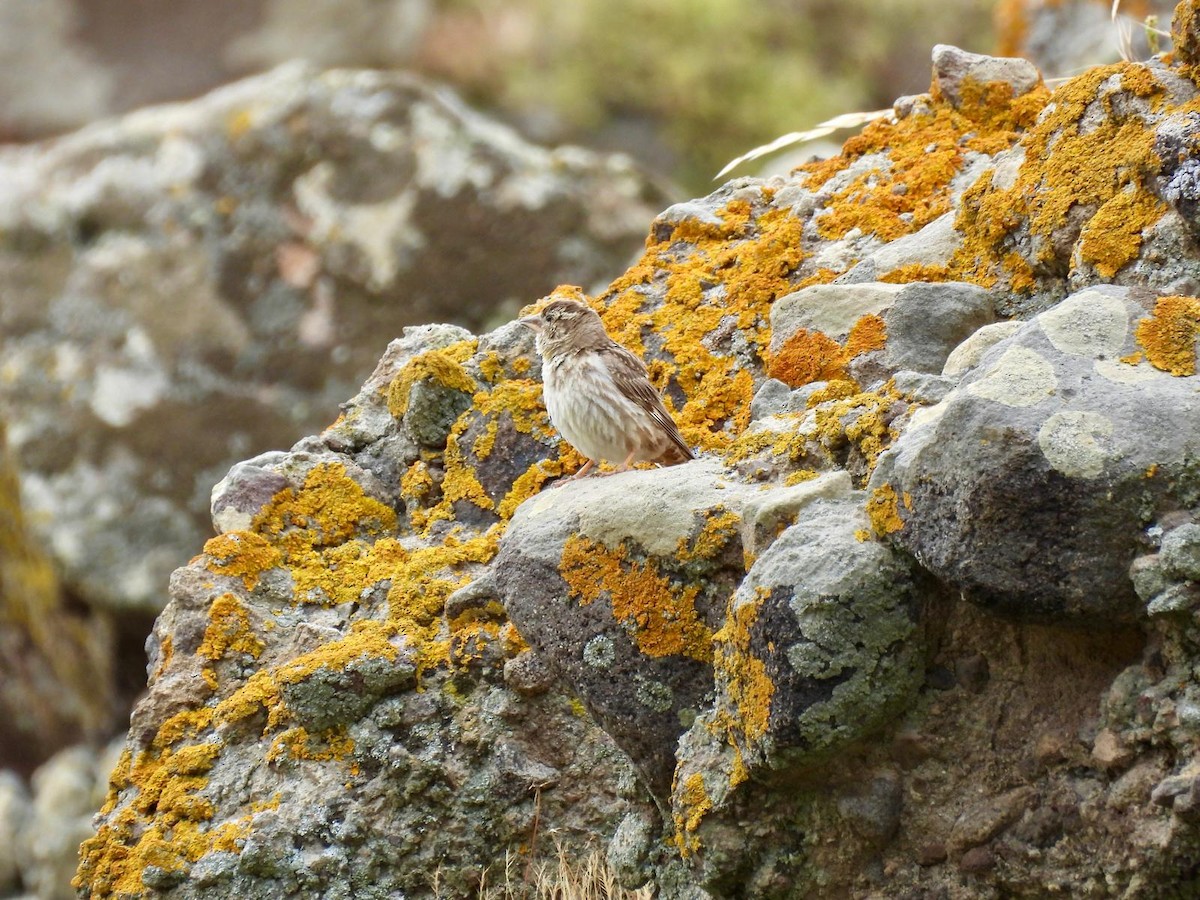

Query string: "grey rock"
[[1161, 522, 1200, 581], [860, 212, 962, 278], [0, 771, 29, 893], [770, 283, 903, 356], [494, 460, 754, 797], [607, 808, 658, 890], [931, 45, 1042, 109], [836, 771, 904, 844], [771, 281, 995, 384], [892, 370, 956, 405], [749, 378, 828, 420], [871, 286, 1200, 621], [942, 320, 1023, 378]]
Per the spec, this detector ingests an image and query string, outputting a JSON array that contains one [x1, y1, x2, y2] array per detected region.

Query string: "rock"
[[0, 423, 114, 768], [958, 846, 996, 874], [607, 808, 658, 890], [931, 44, 1043, 110], [942, 321, 1023, 378], [69, 36, 1200, 900], [1160, 522, 1200, 580], [669, 488, 924, 859], [0, 63, 667, 616], [1091, 728, 1135, 770], [836, 771, 904, 844], [0, 771, 29, 892], [999, 0, 1177, 79], [770, 281, 995, 389], [871, 286, 1200, 622], [860, 213, 962, 280], [917, 842, 947, 866], [948, 787, 1034, 854], [20, 742, 121, 900], [493, 460, 754, 796], [891, 370, 956, 406], [954, 653, 990, 693]]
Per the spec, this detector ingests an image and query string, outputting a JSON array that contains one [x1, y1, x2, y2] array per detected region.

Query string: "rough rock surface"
[[0, 63, 666, 617], [871, 285, 1200, 621], [73, 5, 1200, 898]]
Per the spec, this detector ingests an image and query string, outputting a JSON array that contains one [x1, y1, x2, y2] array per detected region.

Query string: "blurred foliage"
[[416, 0, 995, 190]]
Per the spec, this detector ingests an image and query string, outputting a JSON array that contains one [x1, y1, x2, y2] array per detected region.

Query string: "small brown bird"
[[520, 296, 694, 480]]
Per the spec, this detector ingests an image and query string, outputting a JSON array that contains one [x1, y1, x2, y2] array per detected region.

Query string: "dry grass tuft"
[[469, 845, 653, 900]]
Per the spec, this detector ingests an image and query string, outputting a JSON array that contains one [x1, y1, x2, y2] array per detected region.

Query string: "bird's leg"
[[557, 459, 595, 484], [599, 451, 638, 477]]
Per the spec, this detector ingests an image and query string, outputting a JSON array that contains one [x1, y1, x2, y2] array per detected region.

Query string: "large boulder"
[[871, 285, 1200, 621]]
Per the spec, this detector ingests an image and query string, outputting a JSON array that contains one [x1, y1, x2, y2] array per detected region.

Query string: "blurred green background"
[[0, 0, 1000, 192]]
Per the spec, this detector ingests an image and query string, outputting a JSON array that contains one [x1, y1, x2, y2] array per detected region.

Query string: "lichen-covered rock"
[[75, 22, 1200, 900], [0, 63, 667, 616], [871, 285, 1200, 621], [669, 482, 924, 877], [75, 335, 637, 898], [495, 461, 754, 797]]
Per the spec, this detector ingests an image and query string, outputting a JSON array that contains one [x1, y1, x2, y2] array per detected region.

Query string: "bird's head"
[[519, 297, 607, 357]]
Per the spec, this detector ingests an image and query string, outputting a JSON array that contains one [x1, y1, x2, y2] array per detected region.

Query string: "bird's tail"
[[656, 440, 694, 467]]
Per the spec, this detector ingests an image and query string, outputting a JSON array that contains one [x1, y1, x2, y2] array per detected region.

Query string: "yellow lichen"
[[867, 483, 906, 535], [949, 62, 1166, 291], [386, 341, 478, 419], [712, 591, 773, 744], [1078, 186, 1167, 278], [202, 531, 281, 590], [1135, 295, 1200, 375], [676, 772, 710, 844], [266, 726, 355, 764], [675, 508, 743, 564], [198, 594, 264, 663], [561, 534, 714, 663], [74, 742, 243, 896], [591, 193, 807, 456]]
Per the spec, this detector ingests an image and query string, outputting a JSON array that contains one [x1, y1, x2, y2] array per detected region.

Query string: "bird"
[[519, 295, 694, 481]]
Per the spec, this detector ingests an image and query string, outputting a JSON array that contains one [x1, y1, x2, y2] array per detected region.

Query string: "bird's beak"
[[518, 315, 544, 333]]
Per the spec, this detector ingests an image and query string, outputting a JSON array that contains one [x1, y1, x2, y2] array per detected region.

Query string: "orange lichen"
[[768, 329, 846, 387], [561, 534, 713, 663], [202, 531, 281, 590], [768, 314, 888, 389], [1134, 295, 1200, 375], [949, 62, 1166, 291]]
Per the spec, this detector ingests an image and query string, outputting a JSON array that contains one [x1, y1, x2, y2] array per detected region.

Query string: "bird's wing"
[[600, 343, 695, 460]]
